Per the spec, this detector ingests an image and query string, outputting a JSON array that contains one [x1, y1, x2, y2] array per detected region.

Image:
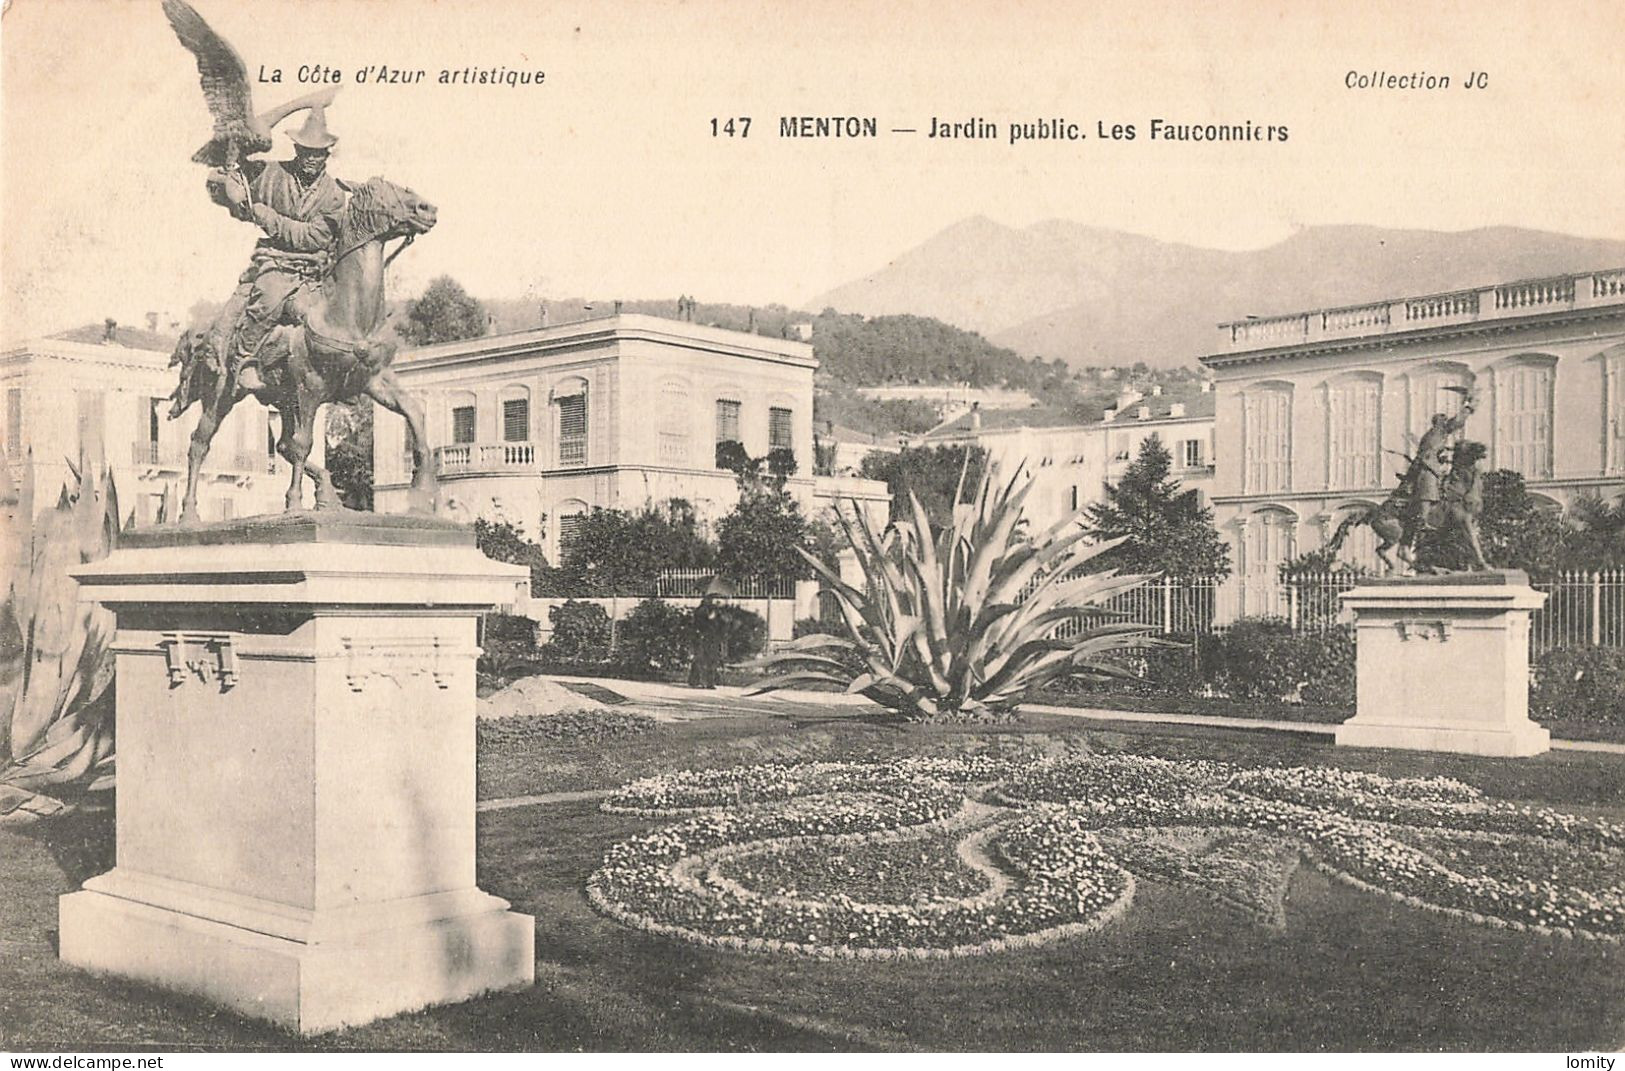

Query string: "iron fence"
[[651, 568, 796, 600], [1027, 570, 1625, 654]]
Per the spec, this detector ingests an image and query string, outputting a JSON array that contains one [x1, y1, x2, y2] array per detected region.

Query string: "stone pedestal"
[[1336, 570, 1549, 757], [60, 513, 535, 1034]]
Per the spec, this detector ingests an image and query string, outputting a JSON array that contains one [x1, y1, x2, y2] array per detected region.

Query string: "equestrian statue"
[[1322, 386, 1491, 575], [161, 0, 439, 523]]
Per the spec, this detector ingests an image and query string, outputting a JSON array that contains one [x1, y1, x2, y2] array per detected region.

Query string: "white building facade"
[[373, 315, 890, 560], [916, 391, 1216, 535], [1, 324, 291, 526], [1201, 267, 1625, 617]]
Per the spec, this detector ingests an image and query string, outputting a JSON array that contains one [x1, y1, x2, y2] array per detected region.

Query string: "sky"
[[2, 0, 1623, 342]]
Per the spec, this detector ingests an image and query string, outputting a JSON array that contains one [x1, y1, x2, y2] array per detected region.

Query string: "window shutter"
[[769, 407, 793, 451], [502, 398, 529, 442], [715, 399, 742, 444], [557, 394, 587, 466]]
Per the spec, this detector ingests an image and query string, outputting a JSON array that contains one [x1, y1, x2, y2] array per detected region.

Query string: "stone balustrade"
[[433, 440, 541, 476], [1222, 267, 1625, 350]]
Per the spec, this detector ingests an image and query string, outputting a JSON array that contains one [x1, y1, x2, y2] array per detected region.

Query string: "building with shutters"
[[1201, 266, 1625, 618], [913, 385, 1217, 535], [1, 322, 292, 526], [372, 314, 890, 562]]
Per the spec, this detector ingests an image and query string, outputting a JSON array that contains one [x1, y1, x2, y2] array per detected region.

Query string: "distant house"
[[854, 383, 1038, 421], [373, 314, 891, 562], [1200, 266, 1625, 617], [1, 321, 290, 526], [815, 420, 903, 476], [914, 386, 1216, 534]]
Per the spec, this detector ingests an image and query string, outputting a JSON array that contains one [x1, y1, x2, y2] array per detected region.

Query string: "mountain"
[[808, 222, 1625, 368]]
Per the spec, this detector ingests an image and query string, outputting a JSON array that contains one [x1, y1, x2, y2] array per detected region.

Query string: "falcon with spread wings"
[[161, 0, 336, 168]]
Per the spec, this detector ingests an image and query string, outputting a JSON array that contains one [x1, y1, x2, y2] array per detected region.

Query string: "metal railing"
[[653, 568, 796, 600], [1025, 570, 1625, 655]]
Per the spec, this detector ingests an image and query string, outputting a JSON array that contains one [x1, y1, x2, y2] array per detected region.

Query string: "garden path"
[[537, 675, 1625, 754]]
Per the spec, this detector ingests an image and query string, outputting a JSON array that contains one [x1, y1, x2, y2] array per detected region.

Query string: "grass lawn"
[[3, 707, 1622, 1052]]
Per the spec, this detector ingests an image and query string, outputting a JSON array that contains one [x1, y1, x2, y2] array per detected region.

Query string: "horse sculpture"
[[1324, 440, 1491, 575], [167, 176, 439, 523]]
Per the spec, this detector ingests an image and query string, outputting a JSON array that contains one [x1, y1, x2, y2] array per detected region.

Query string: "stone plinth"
[[60, 512, 535, 1034], [1336, 570, 1549, 757]]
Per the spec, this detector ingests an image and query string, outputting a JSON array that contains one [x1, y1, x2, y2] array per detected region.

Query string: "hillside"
[[809, 222, 1625, 369]]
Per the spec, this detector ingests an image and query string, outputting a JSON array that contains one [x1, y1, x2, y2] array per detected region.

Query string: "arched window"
[[1494, 356, 1555, 479], [1242, 383, 1292, 494], [1606, 346, 1625, 475], [555, 498, 590, 555], [1408, 361, 1474, 439], [1325, 373, 1381, 491], [1241, 507, 1297, 617], [1331, 501, 1380, 571]]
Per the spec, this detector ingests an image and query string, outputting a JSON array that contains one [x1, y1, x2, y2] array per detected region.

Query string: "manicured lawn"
[[3, 707, 1622, 1052]]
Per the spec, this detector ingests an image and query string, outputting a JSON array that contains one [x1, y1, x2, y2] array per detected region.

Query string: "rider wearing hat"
[[207, 106, 348, 394]]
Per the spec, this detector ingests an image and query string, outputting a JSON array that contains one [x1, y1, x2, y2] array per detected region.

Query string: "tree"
[[1083, 435, 1231, 580], [544, 500, 717, 595], [324, 399, 373, 510], [474, 518, 550, 595], [860, 445, 987, 530], [1474, 469, 1568, 578], [1561, 494, 1625, 570], [399, 276, 489, 346], [716, 483, 820, 582]]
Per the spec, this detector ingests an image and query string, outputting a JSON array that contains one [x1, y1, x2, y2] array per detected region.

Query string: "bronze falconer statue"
[[162, 0, 441, 522], [1323, 386, 1491, 575]]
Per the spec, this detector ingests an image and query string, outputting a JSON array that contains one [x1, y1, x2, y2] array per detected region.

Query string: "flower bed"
[[587, 751, 1624, 958], [711, 824, 993, 905], [477, 709, 657, 746]]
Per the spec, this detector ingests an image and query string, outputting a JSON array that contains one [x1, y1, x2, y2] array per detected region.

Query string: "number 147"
[[710, 117, 751, 137]]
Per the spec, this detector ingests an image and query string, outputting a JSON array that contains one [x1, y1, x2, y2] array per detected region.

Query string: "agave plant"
[[746, 465, 1164, 720], [0, 451, 120, 823]]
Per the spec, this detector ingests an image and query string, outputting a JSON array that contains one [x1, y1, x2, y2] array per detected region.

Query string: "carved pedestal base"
[[64, 513, 534, 1034], [1335, 571, 1549, 758]]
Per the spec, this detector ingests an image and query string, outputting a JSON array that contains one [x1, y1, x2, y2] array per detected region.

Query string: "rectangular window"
[[1243, 389, 1292, 494], [716, 399, 742, 444], [768, 407, 793, 451], [557, 394, 587, 466], [502, 398, 529, 443], [76, 391, 105, 462], [451, 405, 477, 445], [1497, 364, 1552, 479], [5, 387, 22, 456], [715, 399, 742, 468], [1181, 439, 1204, 470], [1328, 379, 1380, 489]]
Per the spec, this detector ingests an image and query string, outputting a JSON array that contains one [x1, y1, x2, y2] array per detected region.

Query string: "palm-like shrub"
[[0, 455, 120, 822], [746, 467, 1162, 720]]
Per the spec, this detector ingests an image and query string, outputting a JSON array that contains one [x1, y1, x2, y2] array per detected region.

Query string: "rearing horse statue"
[[168, 176, 440, 522], [1324, 440, 1491, 575]]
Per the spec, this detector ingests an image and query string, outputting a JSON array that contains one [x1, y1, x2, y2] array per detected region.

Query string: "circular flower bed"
[[587, 752, 1625, 958]]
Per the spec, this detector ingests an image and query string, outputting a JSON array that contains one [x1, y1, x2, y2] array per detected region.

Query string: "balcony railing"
[[1220, 267, 1625, 351], [434, 440, 541, 476]]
